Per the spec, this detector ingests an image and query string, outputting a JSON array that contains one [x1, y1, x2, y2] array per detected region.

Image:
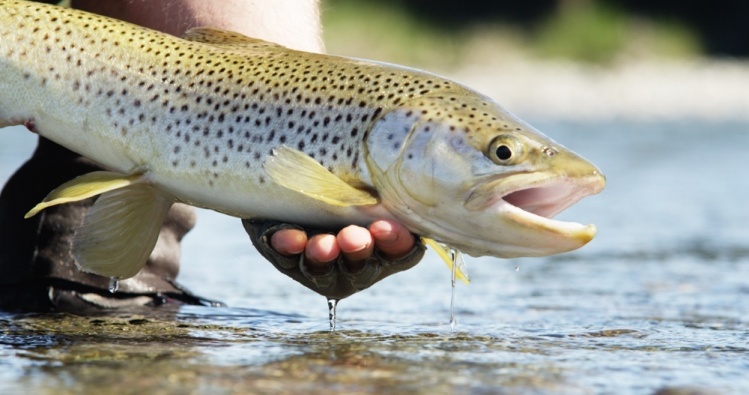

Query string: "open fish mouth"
[[466, 171, 605, 243], [503, 177, 595, 219]]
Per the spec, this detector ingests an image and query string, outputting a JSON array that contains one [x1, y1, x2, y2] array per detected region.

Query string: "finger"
[[336, 225, 375, 273], [270, 228, 307, 256], [304, 233, 340, 273], [369, 219, 415, 260]]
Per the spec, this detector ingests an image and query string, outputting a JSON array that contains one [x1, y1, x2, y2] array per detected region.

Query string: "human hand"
[[243, 219, 425, 300]]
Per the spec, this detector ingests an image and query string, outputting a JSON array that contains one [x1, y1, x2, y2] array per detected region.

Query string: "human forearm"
[[71, 0, 324, 52]]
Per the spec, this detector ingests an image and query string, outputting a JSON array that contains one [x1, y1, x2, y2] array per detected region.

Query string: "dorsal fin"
[[183, 27, 286, 51]]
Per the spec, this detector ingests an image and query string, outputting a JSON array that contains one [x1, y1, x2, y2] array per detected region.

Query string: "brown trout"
[[0, 0, 605, 280]]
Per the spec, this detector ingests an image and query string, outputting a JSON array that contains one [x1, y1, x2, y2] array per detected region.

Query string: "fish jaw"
[[464, 169, 605, 257], [391, 169, 605, 259]]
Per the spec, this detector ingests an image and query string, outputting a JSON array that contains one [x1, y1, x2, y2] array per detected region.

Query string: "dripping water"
[[327, 298, 338, 331], [449, 249, 461, 331], [108, 277, 120, 294]]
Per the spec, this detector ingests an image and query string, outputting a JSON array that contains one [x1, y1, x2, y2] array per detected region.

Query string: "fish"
[[1, 0, 605, 280]]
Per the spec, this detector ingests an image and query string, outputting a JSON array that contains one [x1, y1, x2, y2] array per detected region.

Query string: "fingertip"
[[369, 219, 407, 243], [336, 225, 373, 253], [336, 226, 374, 269], [270, 228, 307, 256], [369, 219, 415, 259], [305, 234, 340, 271]]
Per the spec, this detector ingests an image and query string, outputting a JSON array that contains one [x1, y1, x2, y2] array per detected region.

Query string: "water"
[[108, 277, 120, 294], [327, 298, 338, 331], [1, 120, 748, 394], [449, 248, 461, 331]]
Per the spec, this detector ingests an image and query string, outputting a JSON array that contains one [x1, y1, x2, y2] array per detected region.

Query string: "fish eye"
[[496, 145, 512, 161], [488, 134, 523, 165]]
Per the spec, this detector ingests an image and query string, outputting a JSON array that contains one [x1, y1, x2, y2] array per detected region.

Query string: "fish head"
[[364, 90, 605, 258]]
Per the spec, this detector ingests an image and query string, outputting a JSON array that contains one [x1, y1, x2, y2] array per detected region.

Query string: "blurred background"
[[322, 0, 749, 121]]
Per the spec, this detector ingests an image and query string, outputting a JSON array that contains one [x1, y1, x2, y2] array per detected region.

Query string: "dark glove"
[[0, 137, 221, 311], [243, 219, 426, 300]]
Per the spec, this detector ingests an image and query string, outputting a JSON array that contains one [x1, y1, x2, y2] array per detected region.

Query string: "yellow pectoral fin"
[[422, 237, 470, 285], [25, 171, 144, 218], [264, 146, 378, 207], [72, 183, 173, 279]]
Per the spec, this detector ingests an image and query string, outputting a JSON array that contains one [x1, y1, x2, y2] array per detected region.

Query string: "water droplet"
[[449, 248, 461, 331], [327, 298, 339, 332], [108, 277, 120, 294]]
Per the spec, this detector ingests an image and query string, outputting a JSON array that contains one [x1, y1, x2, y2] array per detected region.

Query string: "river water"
[[1, 120, 747, 394]]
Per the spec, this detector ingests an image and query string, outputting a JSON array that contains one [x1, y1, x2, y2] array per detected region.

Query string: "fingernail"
[[373, 229, 398, 244]]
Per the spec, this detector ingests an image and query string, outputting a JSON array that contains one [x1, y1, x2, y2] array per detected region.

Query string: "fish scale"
[[2, 0, 605, 280]]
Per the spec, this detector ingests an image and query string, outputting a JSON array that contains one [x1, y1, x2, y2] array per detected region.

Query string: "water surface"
[[1, 121, 747, 394]]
